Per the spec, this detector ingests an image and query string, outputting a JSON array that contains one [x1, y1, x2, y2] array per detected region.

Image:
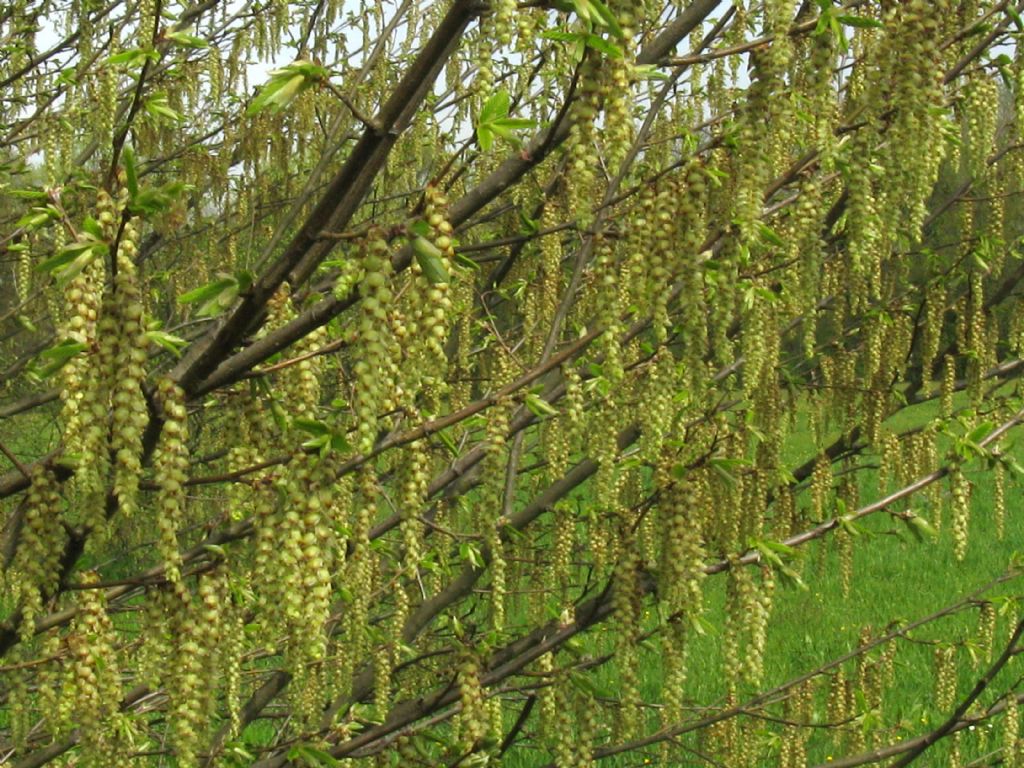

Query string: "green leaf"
[[476, 90, 535, 150], [409, 219, 432, 238], [144, 92, 183, 123], [525, 392, 558, 417], [460, 542, 484, 569], [246, 62, 328, 117], [1007, 6, 1024, 31], [106, 47, 159, 67], [145, 329, 187, 357], [436, 428, 460, 457], [835, 14, 883, 28], [16, 206, 58, 229], [288, 745, 340, 767], [709, 456, 749, 487], [519, 209, 539, 235], [480, 89, 510, 124], [81, 216, 104, 239], [758, 223, 785, 248], [164, 30, 209, 48], [179, 276, 237, 305], [123, 146, 139, 198], [633, 63, 668, 80], [777, 565, 809, 591], [37, 242, 91, 274], [128, 181, 192, 215], [33, 340, 87, 379], [582, 33, 622, 58], [7, 188, 48, 200], [489, 116, 537, 143], [572, 0, 624, 39], [476, 124, 495, 151], [903, 513, 938, 543], [967, 421, 995, 445], [412, 236, 449, 284], [178, 275, 243, 318]]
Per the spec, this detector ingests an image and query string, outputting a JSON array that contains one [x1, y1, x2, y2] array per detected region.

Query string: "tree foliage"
[[3, 0, 1024, 765]]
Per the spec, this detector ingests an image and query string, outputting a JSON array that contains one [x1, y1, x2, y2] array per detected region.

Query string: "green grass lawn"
[[499, 392, 1024, 766]]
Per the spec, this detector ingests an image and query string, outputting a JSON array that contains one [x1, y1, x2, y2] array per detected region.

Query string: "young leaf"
[[479, 90, 510, 124], [145, 92, 183, 123], [247, 62, 328, 117], [123, 145, 139, 198], [33, 340, 87, 379], [145, 329, 187, 357], [164, 30, 209, 48], [179, 276, 237, 306], [37, 242, 98, 275], [412, 236, 449, 284], [525, 392, 558, 416], [835, 13, 883, 28], [106, 47, 158, 67]]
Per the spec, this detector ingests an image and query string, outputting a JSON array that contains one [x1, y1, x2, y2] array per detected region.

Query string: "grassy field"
[[497, 393, 1024, 767]]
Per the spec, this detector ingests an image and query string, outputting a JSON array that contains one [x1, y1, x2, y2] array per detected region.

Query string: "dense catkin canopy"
[[5, 0, 1024, 766]]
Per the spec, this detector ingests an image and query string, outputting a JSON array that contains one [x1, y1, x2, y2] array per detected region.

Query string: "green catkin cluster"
[[639, 349, 675, 462], [399, 439, 429, 578], [491, 0, 515, 48], [338, 465, 376, 695], [745, 565, 775, 687], [407, 184, 455, 402], [589, 396, 621, 572], [283, 322, 329, 423], [921, 282, 946, 390], [1, 669, 23, 737], [810, 453, 831, 521], [676, 163, 710, 389], [979, 600, 997, 664], [966, 270, 987, 407], [265, 454, 333, 667], [934, 644, 957, 713], [353, 230, 396, 454], [455, 646, 489, 753], [62, 573, 130, 767], [995, 460, 1006, 540], [12, 466, 68, 640], [594, 236, 624, 382], [648, 181, 678, 342], [874, 0, 953, 242], [482, 398, 511, 631], [474, 15, 496, 100], [565, 52, 603, 224], [107, 212, 150, 517], [152, 378, 189, 584], [1006, 693, 1021, 768], [536, 197, 564, 342], [601, 1, 637, 175], [612, 541, 642, 740], [224, 390, 270, 519], [779, 680, 815, 768], [658, 471, 706, 728], [941, 354, 956, 420], [721, 557, 747, 693], [658, 472, 706, 623], [546, 671, 595, 767], [59, 223, 107, 495], [950, 466, 971, 561], [827, 667, 848, 751], [165, 569, 228, 768], [963, 75, 999, 182]]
